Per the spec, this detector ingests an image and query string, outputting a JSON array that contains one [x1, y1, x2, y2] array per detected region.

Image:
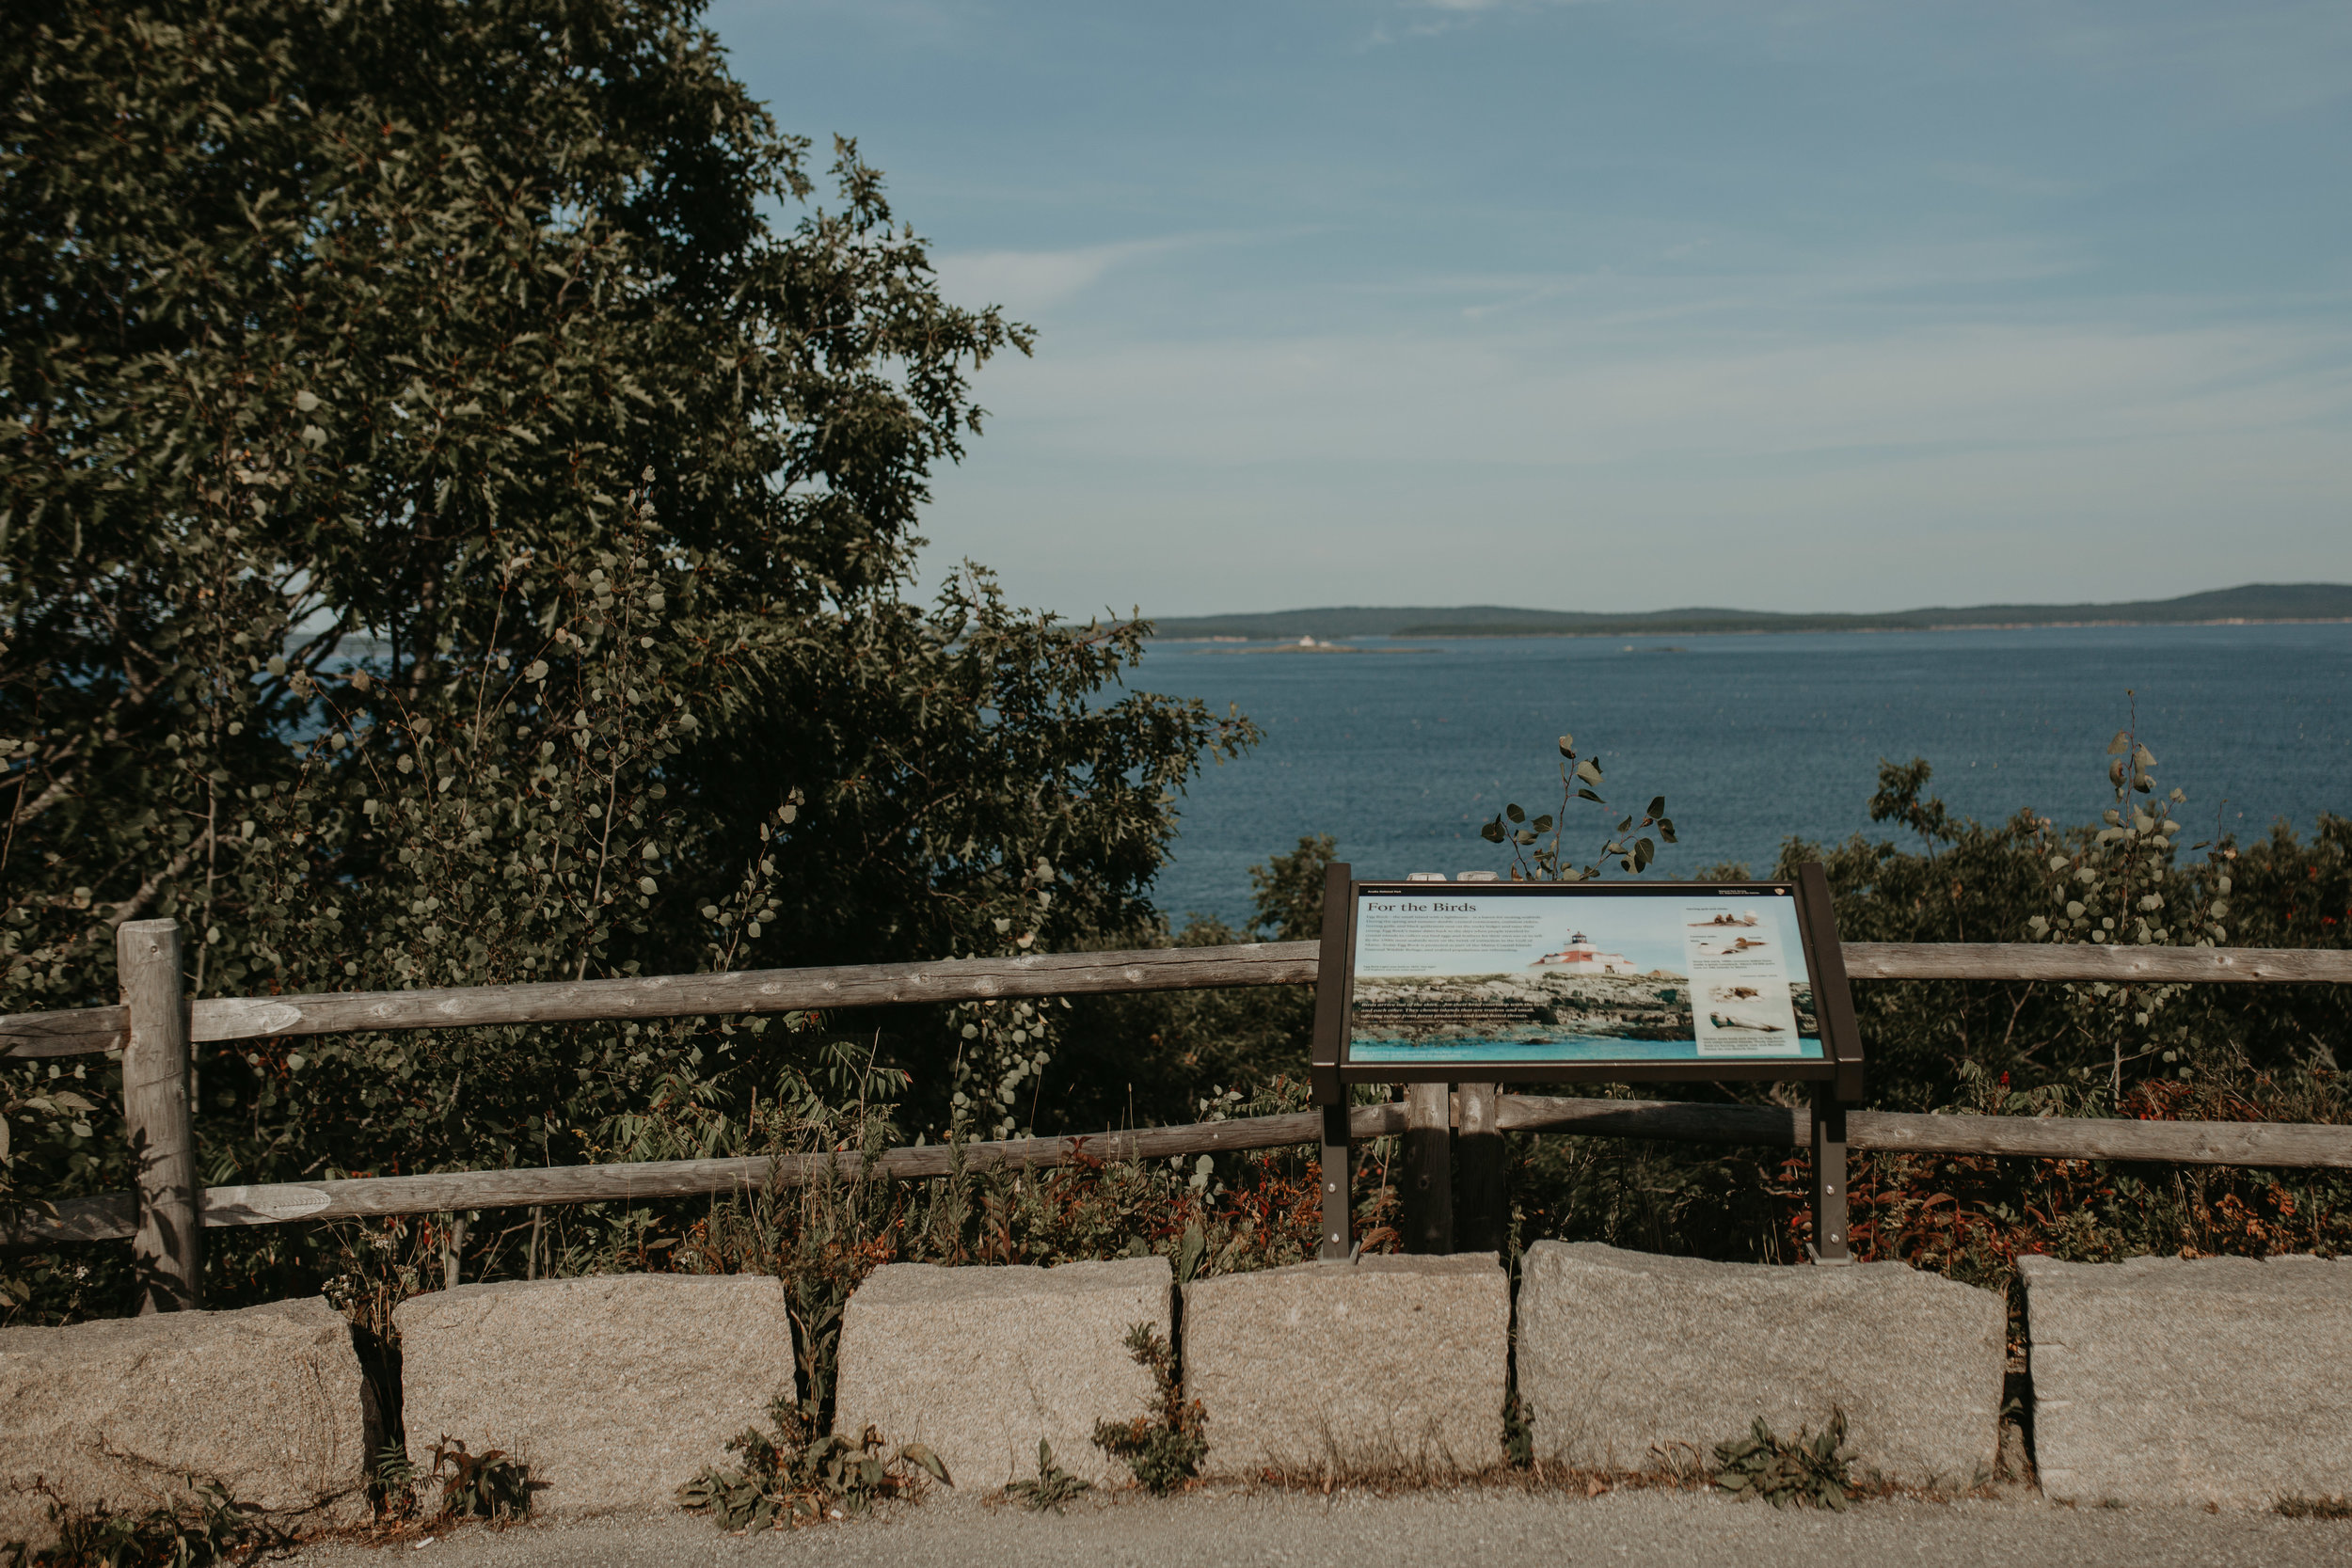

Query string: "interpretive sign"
[[1307, 863, 1864, 1261], [1312, 871, 1862, 1091]]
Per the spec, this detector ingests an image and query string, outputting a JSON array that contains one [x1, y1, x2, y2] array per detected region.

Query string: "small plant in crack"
[[1091, 1323, 1207, 1494]]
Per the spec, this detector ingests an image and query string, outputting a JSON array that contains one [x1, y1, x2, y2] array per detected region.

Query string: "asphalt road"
[[294, 1484, 2352, 1568]]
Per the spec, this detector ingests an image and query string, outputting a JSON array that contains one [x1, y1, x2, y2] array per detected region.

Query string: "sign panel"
[[1314, 875, 1861, 1089], [1305, 864, 1865, 1262]]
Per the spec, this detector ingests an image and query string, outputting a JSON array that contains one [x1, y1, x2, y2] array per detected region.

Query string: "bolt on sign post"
[[1311, 862, 1865, 1263], [118, 918, 200, 1310]]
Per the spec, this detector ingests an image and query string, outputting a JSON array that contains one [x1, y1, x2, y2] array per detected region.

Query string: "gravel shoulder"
[[292, 1483, 2351, 1568]]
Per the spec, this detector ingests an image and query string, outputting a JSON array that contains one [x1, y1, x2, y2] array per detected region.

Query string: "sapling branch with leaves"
[[1480, 734, 1677, 881], [2025, 694, 2233, 1102]]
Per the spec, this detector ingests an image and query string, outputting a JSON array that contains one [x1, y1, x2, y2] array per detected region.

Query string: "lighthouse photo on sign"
[[1344, 884, 1821, 1067]]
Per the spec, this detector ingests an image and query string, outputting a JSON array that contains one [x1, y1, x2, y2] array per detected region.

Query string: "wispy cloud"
[[932, 236, 1201, 315], [984, 311, 2352, 468], [1364, 0, 1602, 47], [1931, 163, 2081, 200], [922, 291, 2352, 613]]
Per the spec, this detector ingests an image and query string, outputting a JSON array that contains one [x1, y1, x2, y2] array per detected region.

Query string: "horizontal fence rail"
[[8, 940, 2352, 1062], [0, 942, 1326, 1060], [13, 1094, 2352, 1248]]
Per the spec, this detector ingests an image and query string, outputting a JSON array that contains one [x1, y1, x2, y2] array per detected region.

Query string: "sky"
[[704, 0, 2352, 619]]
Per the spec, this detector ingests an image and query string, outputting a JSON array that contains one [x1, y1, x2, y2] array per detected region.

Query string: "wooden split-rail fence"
[[6, 919, 2351, 1307]]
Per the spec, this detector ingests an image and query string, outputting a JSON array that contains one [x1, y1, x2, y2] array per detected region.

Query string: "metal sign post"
[[1313, 860, 1357, 1259], [1311, 862, 1866, 1264]]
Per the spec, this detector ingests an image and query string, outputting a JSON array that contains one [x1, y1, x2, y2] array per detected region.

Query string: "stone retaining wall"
[[8, 1245, 2350, 1544]]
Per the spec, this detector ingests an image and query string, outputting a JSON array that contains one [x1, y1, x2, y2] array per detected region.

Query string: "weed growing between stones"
[[2278, 1495, 2352, 1520], [1091, 1323, 1208, 1493], [425, 1439, 531, 1524], [1712, 1413, 1857, 1510], [1, 1477, 275, 1567], [677, 1397, 948, 1531], [1502, 1390, 1534, 1467], [1002, 1442, 1091, 1513], [370, 1442, 422, 1525]]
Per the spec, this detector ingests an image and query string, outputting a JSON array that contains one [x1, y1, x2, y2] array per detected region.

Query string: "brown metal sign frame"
[[1311, 862, 1862, 1264]]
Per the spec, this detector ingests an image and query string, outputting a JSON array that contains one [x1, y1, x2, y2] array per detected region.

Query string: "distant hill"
[[1141, 583, 2352, 641]]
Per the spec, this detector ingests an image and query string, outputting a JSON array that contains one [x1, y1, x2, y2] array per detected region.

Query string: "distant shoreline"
[[1151, 613, 2352, 643], [1136, 584, 2352, 642]]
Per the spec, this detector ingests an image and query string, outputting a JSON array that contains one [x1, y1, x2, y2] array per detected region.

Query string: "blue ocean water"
[[1129, 622, 2352, 927]]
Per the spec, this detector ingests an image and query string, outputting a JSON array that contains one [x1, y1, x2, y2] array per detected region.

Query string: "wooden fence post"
[[1454, 1082, 1506, 1254], [1401, 1082, 1454, 1254], [440, 1212, 468, 1290], [118, 918, 199, 1311]]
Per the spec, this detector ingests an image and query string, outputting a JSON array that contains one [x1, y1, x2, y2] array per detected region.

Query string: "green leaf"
[[899, 1445, 952, 1485], [1574, 758, 1604, 786], [1506, 803, 1525, 824], [1176, 1222, 1206, 1283], [1646, 795, 1665, 818], [1557, 735, 1575, 755]]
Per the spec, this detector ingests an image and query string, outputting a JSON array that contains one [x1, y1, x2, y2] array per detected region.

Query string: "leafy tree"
[[1053, 834, 1336, 1135], [0, 0, 1249, 1312]]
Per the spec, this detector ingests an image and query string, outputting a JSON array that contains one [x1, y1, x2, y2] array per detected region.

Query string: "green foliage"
[[677, 1398, 946, 1531], [1003, 1441, 1091, 1513], [1248, 833, 1338, 942], [1091, 1323, 1208, 1494], [1797, 748, 2335, 1119], [1712, 1412, 1854, 1511], [1, 1479, 263, 1568], [2021, 706, 2230, 1097], [427, 1438, 531, 1524], [1054, 835, 1335, 1134], [0, 0, 1249, 1313], [1479, 736, 1674, 879]]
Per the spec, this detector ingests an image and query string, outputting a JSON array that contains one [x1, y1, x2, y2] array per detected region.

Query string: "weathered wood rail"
[[7, 926, 2351, 1268], [15, 1093, 2352, 1247], [8, 940, 2350, 1063]]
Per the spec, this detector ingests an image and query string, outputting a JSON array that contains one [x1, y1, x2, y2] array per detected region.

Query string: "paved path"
[[297, 1485, 2351, 1568]]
